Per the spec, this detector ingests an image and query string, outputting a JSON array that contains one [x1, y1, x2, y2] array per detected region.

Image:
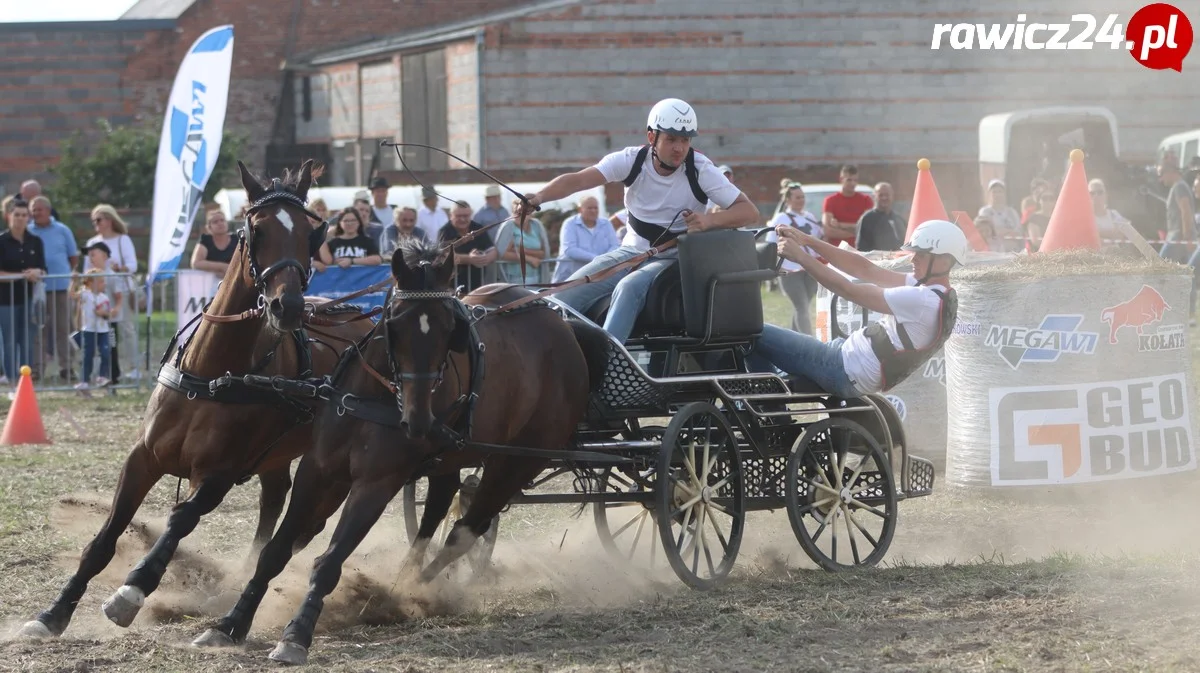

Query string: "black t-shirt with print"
[[327, 234, 379, 260], [438, 222, 494, 290], [0, 230, 46, 306]]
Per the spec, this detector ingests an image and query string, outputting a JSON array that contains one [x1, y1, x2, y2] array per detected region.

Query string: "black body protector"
[[864, 286, 957, 392], [621, 144, 707, 245]]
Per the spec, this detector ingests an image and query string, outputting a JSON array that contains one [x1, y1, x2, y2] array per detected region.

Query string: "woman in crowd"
[[494, 197, 552, 284], [190, 205, 237, 278], [764, 181, 824, 336], [0, 199, 46, 383], [314, 208, 382, 273]]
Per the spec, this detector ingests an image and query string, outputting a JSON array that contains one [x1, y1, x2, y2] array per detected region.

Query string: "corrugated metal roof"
[[120, 0, 200, 20], [299, 0, 582, 67]]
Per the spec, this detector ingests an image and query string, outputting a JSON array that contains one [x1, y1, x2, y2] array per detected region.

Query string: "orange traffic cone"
[[904, 158, 950, 243], [1037, 149, 1101, 253], [951, 210, 990, 252], [1, 365, 50, 445]]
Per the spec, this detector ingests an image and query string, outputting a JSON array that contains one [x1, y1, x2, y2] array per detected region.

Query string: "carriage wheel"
[[401, 469, 499, 574], [594, 425, 666, 568], [785, 417, 897, 571], [655, 402, 745, 590]]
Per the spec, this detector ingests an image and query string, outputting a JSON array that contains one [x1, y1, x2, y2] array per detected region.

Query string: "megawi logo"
[[167, 82, 211, 249], [884, 394, 907, 421], [1100, 284, 1184, 352], [984, 315, 1099, 369], [923, 356, 946, 386]]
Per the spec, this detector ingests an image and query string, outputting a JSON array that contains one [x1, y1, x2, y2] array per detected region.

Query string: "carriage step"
[[903, 455, 935, 498], [714, 376, 790, 398]]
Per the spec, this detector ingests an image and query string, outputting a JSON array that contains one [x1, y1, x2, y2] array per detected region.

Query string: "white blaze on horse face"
[[419, 313, 430, 334], [275, 206, 294, 233]]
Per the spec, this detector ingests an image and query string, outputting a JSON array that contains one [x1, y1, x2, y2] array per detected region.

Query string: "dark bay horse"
[[18, 160, 374, 639], [192, 239, 606, 665]]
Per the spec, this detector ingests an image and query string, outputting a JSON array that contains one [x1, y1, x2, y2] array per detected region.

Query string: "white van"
[[1157, 130, 1200, 170]]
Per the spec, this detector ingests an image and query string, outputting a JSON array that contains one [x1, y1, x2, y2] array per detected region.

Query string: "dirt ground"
[[0, 387, 1198, 673]]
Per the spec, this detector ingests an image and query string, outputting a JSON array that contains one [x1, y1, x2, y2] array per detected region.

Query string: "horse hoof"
[[268, 640, 309, 666], [101, 585, 145, 628], [192, 628, 236, 648], [17, 620, 53, 639]]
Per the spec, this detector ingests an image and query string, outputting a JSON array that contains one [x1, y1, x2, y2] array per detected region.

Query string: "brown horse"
[[192, 239, 606, 664], [18, 160, 374, 639]]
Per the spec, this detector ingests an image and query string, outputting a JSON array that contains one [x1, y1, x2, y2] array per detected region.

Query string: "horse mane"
[[397, 238, 450, 291], [249, 162, 327, 194]]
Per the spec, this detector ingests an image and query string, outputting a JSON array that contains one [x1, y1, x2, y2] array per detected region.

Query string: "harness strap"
[[622, 145, 707, 205]]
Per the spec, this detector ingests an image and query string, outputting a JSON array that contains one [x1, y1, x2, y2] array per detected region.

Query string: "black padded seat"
[[584, 262, 683, 337]]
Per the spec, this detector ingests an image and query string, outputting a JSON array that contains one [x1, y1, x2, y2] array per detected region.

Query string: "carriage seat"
[[584, 263, 683, 336], [584, 229, 773, 342]]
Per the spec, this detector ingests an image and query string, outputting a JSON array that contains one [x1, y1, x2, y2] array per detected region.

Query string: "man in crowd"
[[854, 182, 906, 252], [474, 185, 510, 229], [27, 195, 78, 380], [380, 206, 430, 255], [367, 177, 397, 233], [438, 200, 497, 291], [552, 195, 621, 283], [1158, 156, 1196, 264], [417, 185, 450, 236], [977, 179, 1023, 252], [822, 164, 874, 248]]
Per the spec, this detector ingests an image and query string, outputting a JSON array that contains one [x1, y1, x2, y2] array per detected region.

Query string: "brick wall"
[[327, 64, 360, 140], [0, 27, 158, 194], [295, 72, 332, 143], [360, 57, 401, 139], [446, 40, 481, 169], [474, 0, 1200, 214]]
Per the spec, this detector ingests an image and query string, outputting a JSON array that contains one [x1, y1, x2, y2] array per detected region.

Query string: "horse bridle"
[[242, 182, 328, 296], [380, 287, 469, 393]]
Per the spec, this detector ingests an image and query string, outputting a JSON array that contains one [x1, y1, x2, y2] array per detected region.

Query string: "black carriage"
[[402, 228, 936, 589]]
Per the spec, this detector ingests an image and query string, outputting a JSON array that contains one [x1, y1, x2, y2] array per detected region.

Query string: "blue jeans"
[[1160, 240, 1200, 316], [0, 303, 28, 379], [746, 324, 863, 398], [551, 246, 678, 344], [82, 331, 111, 383]]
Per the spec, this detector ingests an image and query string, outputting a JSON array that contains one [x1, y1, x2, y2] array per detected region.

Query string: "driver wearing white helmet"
[[748, 219, 968, 397], [515, 98, 759, 343]]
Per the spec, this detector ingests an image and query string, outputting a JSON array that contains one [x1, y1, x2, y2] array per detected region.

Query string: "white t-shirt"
[[765, 209, 823, 273], [81, 289, 111, 333], [1093, 208, 1129, 240], [594, 146, 742, 251], [839, 274, 949, 394], [416, 205, 449, 234], [83, 233, 138, 273]]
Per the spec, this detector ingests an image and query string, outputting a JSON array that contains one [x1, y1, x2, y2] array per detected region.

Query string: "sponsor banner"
[[175, 270, 221, 342], [984, 314, 1099, 369], [306, 266, 391, 317], [147, 25, 235, 287], [1100, 284, 1185, 353], [989, 373, 1195, 486]]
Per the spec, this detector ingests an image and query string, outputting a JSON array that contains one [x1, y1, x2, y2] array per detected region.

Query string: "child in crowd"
[[73, 268, 112, 391], [83, 241, 123, 384]]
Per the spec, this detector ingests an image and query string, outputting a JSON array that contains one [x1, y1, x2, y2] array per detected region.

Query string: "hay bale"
[[944, 255, 1198, 491]]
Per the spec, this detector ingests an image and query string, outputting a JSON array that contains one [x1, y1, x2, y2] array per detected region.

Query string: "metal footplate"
[[902, 454, 936, 498]]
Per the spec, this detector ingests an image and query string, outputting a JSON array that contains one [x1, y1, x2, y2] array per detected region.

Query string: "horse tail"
[[566, 318, 610, 394]]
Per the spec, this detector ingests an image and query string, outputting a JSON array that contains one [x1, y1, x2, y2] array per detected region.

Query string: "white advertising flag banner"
[[175, 270, 221, 342], [146, 25, 235, 287]]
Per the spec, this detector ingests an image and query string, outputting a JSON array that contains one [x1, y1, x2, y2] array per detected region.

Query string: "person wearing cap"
[[977, 179, 1022, 252], [475, 185, 510, 230], [706, 165, 736, 213], [416, 185, 450, 240], [514, 98, 758, 344], [747, 219, 966, 398], [368, 176, 397, 229]]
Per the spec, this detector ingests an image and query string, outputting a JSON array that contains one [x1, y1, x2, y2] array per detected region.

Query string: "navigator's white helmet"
[[647, 98, 699, 138], [902, 219, 970, 265]]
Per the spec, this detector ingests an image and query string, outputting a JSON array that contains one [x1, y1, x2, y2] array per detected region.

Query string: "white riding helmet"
[[647, 98, 699, 138], [902, 219, 969, 265]]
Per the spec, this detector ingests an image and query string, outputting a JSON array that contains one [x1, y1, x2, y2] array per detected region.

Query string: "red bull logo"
[[1100, 285, 1171, 346]]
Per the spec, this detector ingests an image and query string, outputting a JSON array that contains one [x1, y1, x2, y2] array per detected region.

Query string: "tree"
[[50, 118, 247, 212]]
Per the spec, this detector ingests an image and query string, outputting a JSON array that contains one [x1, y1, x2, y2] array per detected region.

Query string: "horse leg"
[[268, 471, 407, 665], [194, 454, 350, 648], [101, 475, 235, 627], [400, 471, 461, 576], [20, 442, 161, 638], [250, 466, 292, 557], [419, 456, 547, 583]]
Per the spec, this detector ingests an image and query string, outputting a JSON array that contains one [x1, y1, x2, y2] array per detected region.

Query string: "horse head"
[[237, 159, 328, 332], [384, 238, 468, 439]]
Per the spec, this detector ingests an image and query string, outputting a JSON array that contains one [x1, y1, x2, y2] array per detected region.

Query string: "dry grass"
[[0, 386, 1198, 672], [952, 249, 1188, 281]]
